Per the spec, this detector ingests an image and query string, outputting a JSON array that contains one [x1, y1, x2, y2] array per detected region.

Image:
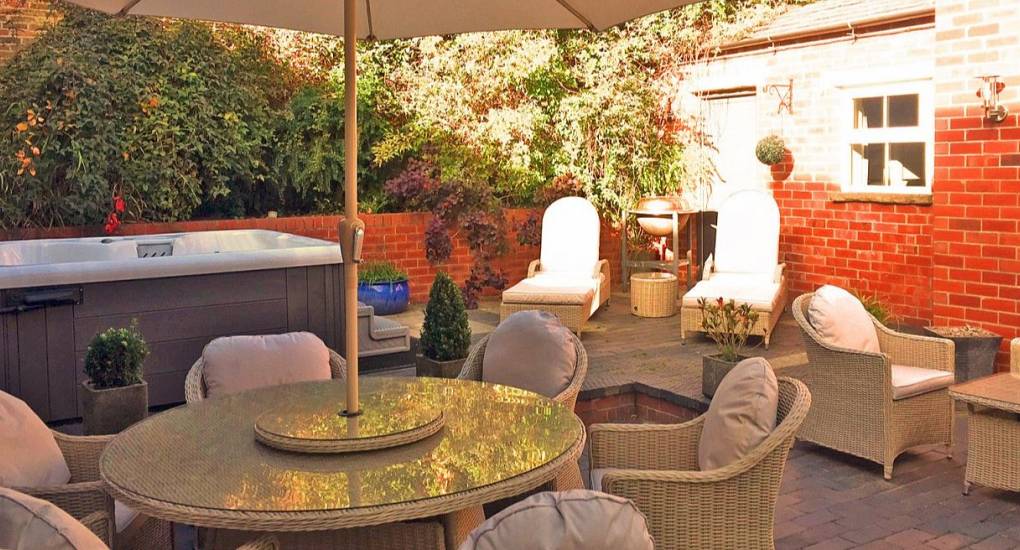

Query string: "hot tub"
[[0, 230, 345, 421]]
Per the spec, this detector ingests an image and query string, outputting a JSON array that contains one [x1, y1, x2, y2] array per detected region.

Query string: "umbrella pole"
[[340, 0, 363, 416]]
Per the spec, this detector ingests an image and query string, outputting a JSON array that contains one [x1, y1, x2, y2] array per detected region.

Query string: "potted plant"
[[416, 272, 472, 378], [923, 326, 1003, 382], [699, 297, 760, 397], [81, 322, 149, 435], [755, 135, 786, 166], [358, 261, 410, 315]]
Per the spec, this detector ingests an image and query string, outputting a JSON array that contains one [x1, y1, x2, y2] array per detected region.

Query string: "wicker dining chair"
[[589, 377, 810, 550], [457, 332, 588, 491], [791, 293, 955, 480], [184, 348, 347, 403], [11, 431, 172, 550]]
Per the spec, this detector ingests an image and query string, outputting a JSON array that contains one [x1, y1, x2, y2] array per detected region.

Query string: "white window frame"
[[838, 80, 934, 194]]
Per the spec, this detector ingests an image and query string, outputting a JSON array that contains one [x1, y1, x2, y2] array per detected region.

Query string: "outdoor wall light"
[[977, 75, 1008, 123]]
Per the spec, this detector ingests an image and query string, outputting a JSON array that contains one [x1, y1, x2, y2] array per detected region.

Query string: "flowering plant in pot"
[[357, 261, 410, 315], [81, 322, 149, 435], [923, 325, 1002, 382], [416, 272, 472, 378], [699, 297, 760, 397]]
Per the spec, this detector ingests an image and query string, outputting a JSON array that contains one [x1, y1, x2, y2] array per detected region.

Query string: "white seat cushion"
[[113, 502, 138, 534], [459, 490, 653, 550], [201, 332, 332, 398], [891, 365, 955, 400], [501, 273, 596, 306], [482, 311, 577, 398], [807, 285, 881, 353], [682, 273, 779, 310], [698, 357, 779, 471], [588, 468, 616, 492], [0, 391, 71, 488], [0, 487, 107, 550]]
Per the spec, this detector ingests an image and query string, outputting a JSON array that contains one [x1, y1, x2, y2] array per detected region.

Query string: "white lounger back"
[[714, 190, 779, 276], [540, 197, 600, 275]]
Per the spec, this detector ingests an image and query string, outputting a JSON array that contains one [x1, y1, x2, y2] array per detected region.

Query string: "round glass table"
[[99, 377, 585, 546]]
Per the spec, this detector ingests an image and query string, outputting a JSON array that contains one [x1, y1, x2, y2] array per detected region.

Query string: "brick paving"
[[399, 293, 1020, 549]]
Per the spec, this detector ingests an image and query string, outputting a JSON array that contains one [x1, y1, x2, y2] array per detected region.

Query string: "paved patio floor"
[[393, 293, 1020, 549]]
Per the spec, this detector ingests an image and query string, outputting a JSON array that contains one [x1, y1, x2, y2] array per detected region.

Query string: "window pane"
[[854, 97, 884, 128], [851, 144, 887, 186], [888, 94, 919, 127], [889, 142, 926, 187]]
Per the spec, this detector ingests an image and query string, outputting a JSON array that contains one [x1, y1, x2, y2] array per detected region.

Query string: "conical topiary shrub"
[[420, 272, 472, 363]]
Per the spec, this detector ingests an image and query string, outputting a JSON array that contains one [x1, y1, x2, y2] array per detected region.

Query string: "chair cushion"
[[0, 487, 107, 550], [112, 502, 137, 534], [539, 197, 601, 276], [588, 468, 616, 492], [682, 273, 779, 310], [0, 392, 71, 488], [501, 273, 595, 306], [891, 365, 955, 400], [459, 489, 654, 550], [714, 190, 780, 275], [201, 332, 331, 398], [481, 311, 577, 399], [698, 357, 779, 471], [807, 285, 881, 354]]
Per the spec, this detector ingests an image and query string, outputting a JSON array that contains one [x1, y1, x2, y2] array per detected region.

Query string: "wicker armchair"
[[589, 377, 810, 550], [791, 293, 955, 479], [12, 431, 171, 550], [1013, 338, 1020, 374], [458, 332, 588, 491], [185, 349, 347, 403]]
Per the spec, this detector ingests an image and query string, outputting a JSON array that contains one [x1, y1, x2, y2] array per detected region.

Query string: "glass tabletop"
[[100, 377, 583, 514], [950, 373, 1020, 411]]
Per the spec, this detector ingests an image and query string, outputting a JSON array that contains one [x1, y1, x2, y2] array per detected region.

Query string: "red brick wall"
[[0, 209, 623, 304], [932, 0, 1020, 366], [0, 0, 55, 63]]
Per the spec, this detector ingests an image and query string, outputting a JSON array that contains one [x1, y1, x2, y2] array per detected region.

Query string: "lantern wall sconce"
[[977, 75, 1008, 123]]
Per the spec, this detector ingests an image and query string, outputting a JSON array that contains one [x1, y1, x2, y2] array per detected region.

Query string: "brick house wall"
[[932, 0, 1020, 366], [0, 210, 624, 305], [0, 0, 56, 63]]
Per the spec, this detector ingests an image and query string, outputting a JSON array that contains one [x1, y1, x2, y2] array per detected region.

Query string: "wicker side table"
[[949, 373, 1020, 495], [630, 272, 677, 318]]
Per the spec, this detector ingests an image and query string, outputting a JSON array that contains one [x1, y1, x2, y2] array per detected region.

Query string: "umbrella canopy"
[[66, 0, 699, 416], [65, 1, 694, 38]]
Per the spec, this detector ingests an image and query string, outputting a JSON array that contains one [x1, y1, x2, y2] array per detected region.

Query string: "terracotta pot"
[[415, 354, 466, 379], [80, 381, 148, 435], [702, 354, 748, 398], [923, 327, 1003, 382]]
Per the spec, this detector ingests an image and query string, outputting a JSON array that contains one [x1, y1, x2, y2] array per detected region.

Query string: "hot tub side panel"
[[0, 265, 344, 422]]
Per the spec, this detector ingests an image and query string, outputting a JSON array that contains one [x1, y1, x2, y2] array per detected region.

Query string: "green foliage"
[[852, 290, 895, 326], [359, 261, 408, 283], [420, 272, 471, 361], [84, 322, 149, 389], [755, 134, 786, 166], [699, 297, 760, 362], [0, 6, 281, 228]]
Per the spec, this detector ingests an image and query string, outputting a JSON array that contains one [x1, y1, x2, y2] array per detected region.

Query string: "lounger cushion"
[[714, 190, 780, 275], [891, 365, 954, 400], [201, 332, 331, 398], [501, 273, 596, 306], [698, 357, 778, 471], [0, 488, 107, 550], [682, 273, 779, 310], [539, 197, 601, 277], [0, 392, 71, 488], [482, 311, 576, 398], [807, 285, 881, 354], [459, 489, 654, 550]]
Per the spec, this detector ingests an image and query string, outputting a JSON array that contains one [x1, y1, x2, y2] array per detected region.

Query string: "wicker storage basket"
[[630, 272, 677, 318]]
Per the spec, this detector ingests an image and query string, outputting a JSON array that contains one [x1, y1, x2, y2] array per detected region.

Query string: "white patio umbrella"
[[67, 0, 699, 416]]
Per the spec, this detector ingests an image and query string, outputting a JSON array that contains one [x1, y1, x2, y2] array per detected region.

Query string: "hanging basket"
[[755, 135, 787, 166]]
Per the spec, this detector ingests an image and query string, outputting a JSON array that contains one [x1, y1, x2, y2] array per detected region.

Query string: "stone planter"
[[80, 381, 148, 435], [702, 354, 747, 398], [924, 327, 1003, 382], [416, 354, 466, 379]]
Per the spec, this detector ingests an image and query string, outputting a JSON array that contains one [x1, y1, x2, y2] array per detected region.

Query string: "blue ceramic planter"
[[357, 279, 410, 315]]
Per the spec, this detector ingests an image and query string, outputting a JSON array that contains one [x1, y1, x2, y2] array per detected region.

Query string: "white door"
[[702, 93, 767, 210]]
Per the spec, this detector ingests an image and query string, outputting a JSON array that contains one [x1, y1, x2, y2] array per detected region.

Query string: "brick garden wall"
[[932, 0, 1020, 365], [0, 0, 55, 63], [0, 209, 624, 305]]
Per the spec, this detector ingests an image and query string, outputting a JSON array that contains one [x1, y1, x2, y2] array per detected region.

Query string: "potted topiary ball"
[[357, 261, 410, 315], [416, 272, 472, 378], [81, 322, 149, 435], [755, 135, 787, 166]]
